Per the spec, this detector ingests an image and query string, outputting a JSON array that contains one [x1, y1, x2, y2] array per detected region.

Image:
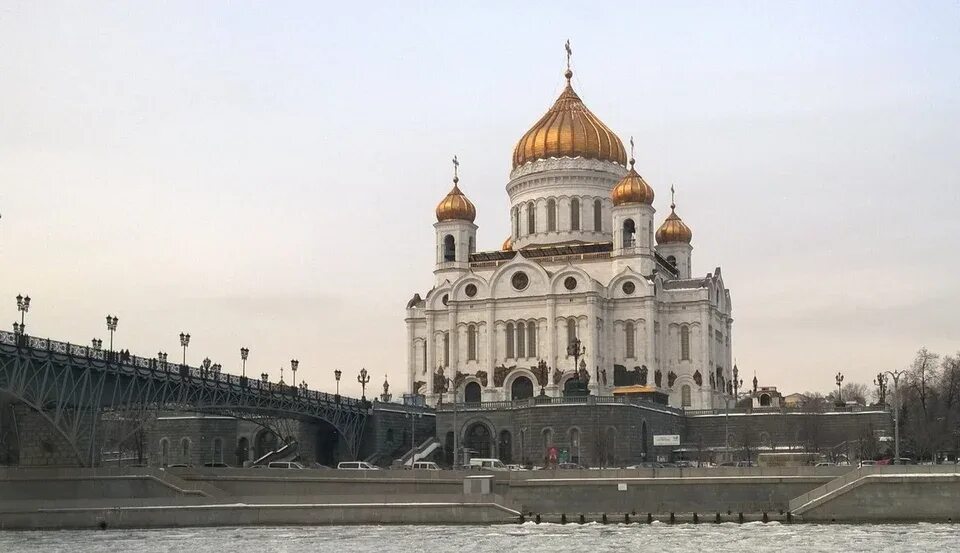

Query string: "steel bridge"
[[0, 330, 368, 465]]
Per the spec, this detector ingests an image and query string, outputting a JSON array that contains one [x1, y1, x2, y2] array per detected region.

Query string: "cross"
[[565, 39, 572, 70], [452, 155, 459, 183], [629, 136, 635, 166], [670, 184, 676, 209]]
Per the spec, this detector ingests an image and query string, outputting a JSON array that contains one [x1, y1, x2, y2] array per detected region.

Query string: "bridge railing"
[[0, 330, 363, 410], [434, 394, 682, 414]]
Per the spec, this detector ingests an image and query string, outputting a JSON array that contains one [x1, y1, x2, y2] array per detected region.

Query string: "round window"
[[622, 281, 636, 295], [511, 271, 529, 291], [464, 284, 477, 298], [564, 276, 577, 291], [442, 294, 449, 305]]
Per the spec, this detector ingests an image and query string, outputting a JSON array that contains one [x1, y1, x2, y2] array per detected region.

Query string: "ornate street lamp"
[[91, 338, 103, 351], [202, 357, 212, 378], [358, 367, 371, 401], [12, 322, 24, 335], [240, 347, 249, 378], [291, 359, 299, 391], [158, 351, 168, 371], [105, 315, 119, 352], [565, 336, 588, 397], [334, 369, 342, 402], [732, 364, 744, 400], [179, 332, 191, 365], [261, 372, 269, 383], [835, 372, 845, 405], [15, 294, 30, 327]]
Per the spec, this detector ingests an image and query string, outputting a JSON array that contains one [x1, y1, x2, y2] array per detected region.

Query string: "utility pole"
[[885, 370, 906, 464]]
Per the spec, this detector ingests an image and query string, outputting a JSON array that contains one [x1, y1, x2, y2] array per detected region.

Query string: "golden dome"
[[501, 236, 513, 251], [512, 69, 627, 170], [435, 177, 476, 223], [611, 158, 655, 206], [656, 205, 693, 244]]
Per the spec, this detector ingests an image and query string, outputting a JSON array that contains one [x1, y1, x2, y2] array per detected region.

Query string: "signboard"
[[653, 434, 681, 446]]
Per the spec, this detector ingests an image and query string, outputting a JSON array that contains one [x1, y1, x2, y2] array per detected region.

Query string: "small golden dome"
[[435, 177, 476, 223], [656, 205, 693, 244], [501, 236, 513, 251], [611, 158, 655, 206], [512, 70, 626, 169]]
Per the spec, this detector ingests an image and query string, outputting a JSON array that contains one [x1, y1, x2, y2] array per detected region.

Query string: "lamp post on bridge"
[[358, 368, 370, 402], [91, 338, 103, 351], [202, 357, 212, 378], [290, 359, 299, 394], [334, 369, 342, 403], [15, 294, 30, 328], [105, 315, 118, 353], [158, 351, 168, 371], [240, 347, 249, 379], [885, 369, 907, 465], [179, 332, 190, 366]]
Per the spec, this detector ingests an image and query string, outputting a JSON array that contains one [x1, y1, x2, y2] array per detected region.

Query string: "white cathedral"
[[405, 59, 733, 410]]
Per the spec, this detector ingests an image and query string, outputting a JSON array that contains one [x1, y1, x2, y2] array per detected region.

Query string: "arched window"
[[625, 322, 635, 359], [566, 318, 577, 351], [513, 207, 520, 237], [623, 219, 636, 247], [468, 236, 475, 254], [443, 235, 456, 262], [547, 199, 557, 231], [681, 384, 692, 407], [527, 201, 536, 234], [760, 393, 772, 407], [213, 437, 223, 464], [511, 376, 534, 400], [527, 322, 537, 358], [680, 326, 690, 361], [443, 331, 450, 367], [570, 198, 580, 230], [506, 323, 515, 358], [467, 324, 477, 361], [517, 322, 526, 358], [160, 438, 169, 466], [593, 199, 602, 232], [180, 438, 191, 461], [464, 381, 481, 403]]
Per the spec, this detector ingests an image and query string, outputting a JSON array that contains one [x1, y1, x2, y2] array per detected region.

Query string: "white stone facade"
[[407, 157, 733, 412]]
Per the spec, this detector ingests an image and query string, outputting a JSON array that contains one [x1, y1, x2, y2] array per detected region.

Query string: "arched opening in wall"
[[569, 428, 581, 465], [212, 437, 223, 464], [254, 429, 278, 461], [467, 324, 477, 361], [680, 326, 690, 361], [547, 199, 557, 231], [468, 236, 475, 254], [570, 198, 581, 230], [464, 381, 481, 404], [506, 323, 515, 358], [159, 438, 170, 467], [527, 201, 536, 234], [666, 255, 677, 268], [623, 219, 636, 247], [235, 437, 249, 466], [498, 430, 513, 464], [625, 321, 635, 359], [511, 376, 534, 401], [681, 385, 692, 407], [517, 322, 526, 358], [180, 438, 191, 463], [315, 419, 345, 467], [760, 394, 771, 407], [566, 318, 578, 350], [640, 422, 648, 461], [526, 322, 537, 358], [512, 207, 519, 237], [593, 199, 603, 232], [443, 234, 456, 262], [443, 332, 450, 367], [463, 423, 493, 458], [444, 431, 454, 466]]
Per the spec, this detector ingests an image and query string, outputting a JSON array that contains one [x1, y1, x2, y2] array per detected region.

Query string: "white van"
[[469, 458, 508, 471], [337, 461, 380, 470], [411, 461, 441, 471], [267, 461, 304, 469]]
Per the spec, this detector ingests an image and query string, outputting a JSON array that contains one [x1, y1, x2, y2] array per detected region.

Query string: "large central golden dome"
[[512, 70, 627, 170]]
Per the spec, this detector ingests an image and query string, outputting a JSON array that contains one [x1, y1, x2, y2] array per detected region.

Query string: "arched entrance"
[[563, 377, 582, 397], [498, 430, 513, 464], [236, 437, 249, 466], [315, 420, 343, 467], [463, 422, 493, 458], [511, 376, 534, 400], [253, 429, 278, 460], [464, 381, 481, 404]]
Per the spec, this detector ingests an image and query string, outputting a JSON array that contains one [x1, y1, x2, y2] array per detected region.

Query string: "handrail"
[[435, 395, 682, 415]]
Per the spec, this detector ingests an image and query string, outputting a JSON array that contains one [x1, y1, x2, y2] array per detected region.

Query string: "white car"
[[337, 461, 380, 470], [468, 458, 509, 471], [267, 461, 304, 469], [410, 461, 441, 470]]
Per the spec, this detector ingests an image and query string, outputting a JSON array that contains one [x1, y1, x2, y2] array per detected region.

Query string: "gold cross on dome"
[[452, 155, 459, 182], [565, 39, 572, 70], [670, 184, 676, 209]]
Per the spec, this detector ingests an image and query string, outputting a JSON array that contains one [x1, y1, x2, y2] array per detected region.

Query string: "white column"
[[448, 308, 459, 372], [425, 315, 435, 402], [406, 322, 416, 393], [547, 298, 557, 369]]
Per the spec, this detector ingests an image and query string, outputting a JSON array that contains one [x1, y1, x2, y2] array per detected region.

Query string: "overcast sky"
[[1, 1, 958, 398]]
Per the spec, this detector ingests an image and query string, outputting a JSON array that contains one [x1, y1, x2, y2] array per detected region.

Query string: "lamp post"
[[158, 351, 168, 371], [91, 338, 103, 351], [835, 372, 845, 406], [358, 368, 370, 401], [885, 369, 906, 465], [105, 315, 118, 352], [15, 294, 30, 328], [179, 332, 190, 365], [12, 322, 24, 335], [334, 369, 342, 402], [290, 359, 299, 393], [240, 347, 249, 378], [406, 411, 422, 465], [566, 335, 588, 397], [202, 357, 211, 378]]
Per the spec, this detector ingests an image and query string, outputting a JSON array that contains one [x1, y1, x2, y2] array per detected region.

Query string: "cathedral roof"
[[512, 68, 626, 170], [656, 206, 693, 244], [435, 177, 476, 223], [611, 157, 655, 206]]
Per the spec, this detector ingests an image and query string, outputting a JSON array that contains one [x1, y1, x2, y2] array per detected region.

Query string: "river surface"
[[1, 522, 957, 552]]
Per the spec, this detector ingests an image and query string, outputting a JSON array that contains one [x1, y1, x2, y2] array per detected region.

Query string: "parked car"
[[268, 461, 304, 469], [410, 461, 441, 471], [337, 461, 380, 470], [203, 462, 230, 468], [468, 458, 509, 471], [556, 462, 584, 470]]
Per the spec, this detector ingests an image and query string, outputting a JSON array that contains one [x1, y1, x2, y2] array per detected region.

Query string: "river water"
[[1, 522, 957, 552]]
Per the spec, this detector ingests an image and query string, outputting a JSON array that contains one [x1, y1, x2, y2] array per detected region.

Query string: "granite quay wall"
[[436, 400, 683, 467]]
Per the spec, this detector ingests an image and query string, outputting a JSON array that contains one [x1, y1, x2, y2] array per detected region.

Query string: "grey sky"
[[1, 1, 958, 397]]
